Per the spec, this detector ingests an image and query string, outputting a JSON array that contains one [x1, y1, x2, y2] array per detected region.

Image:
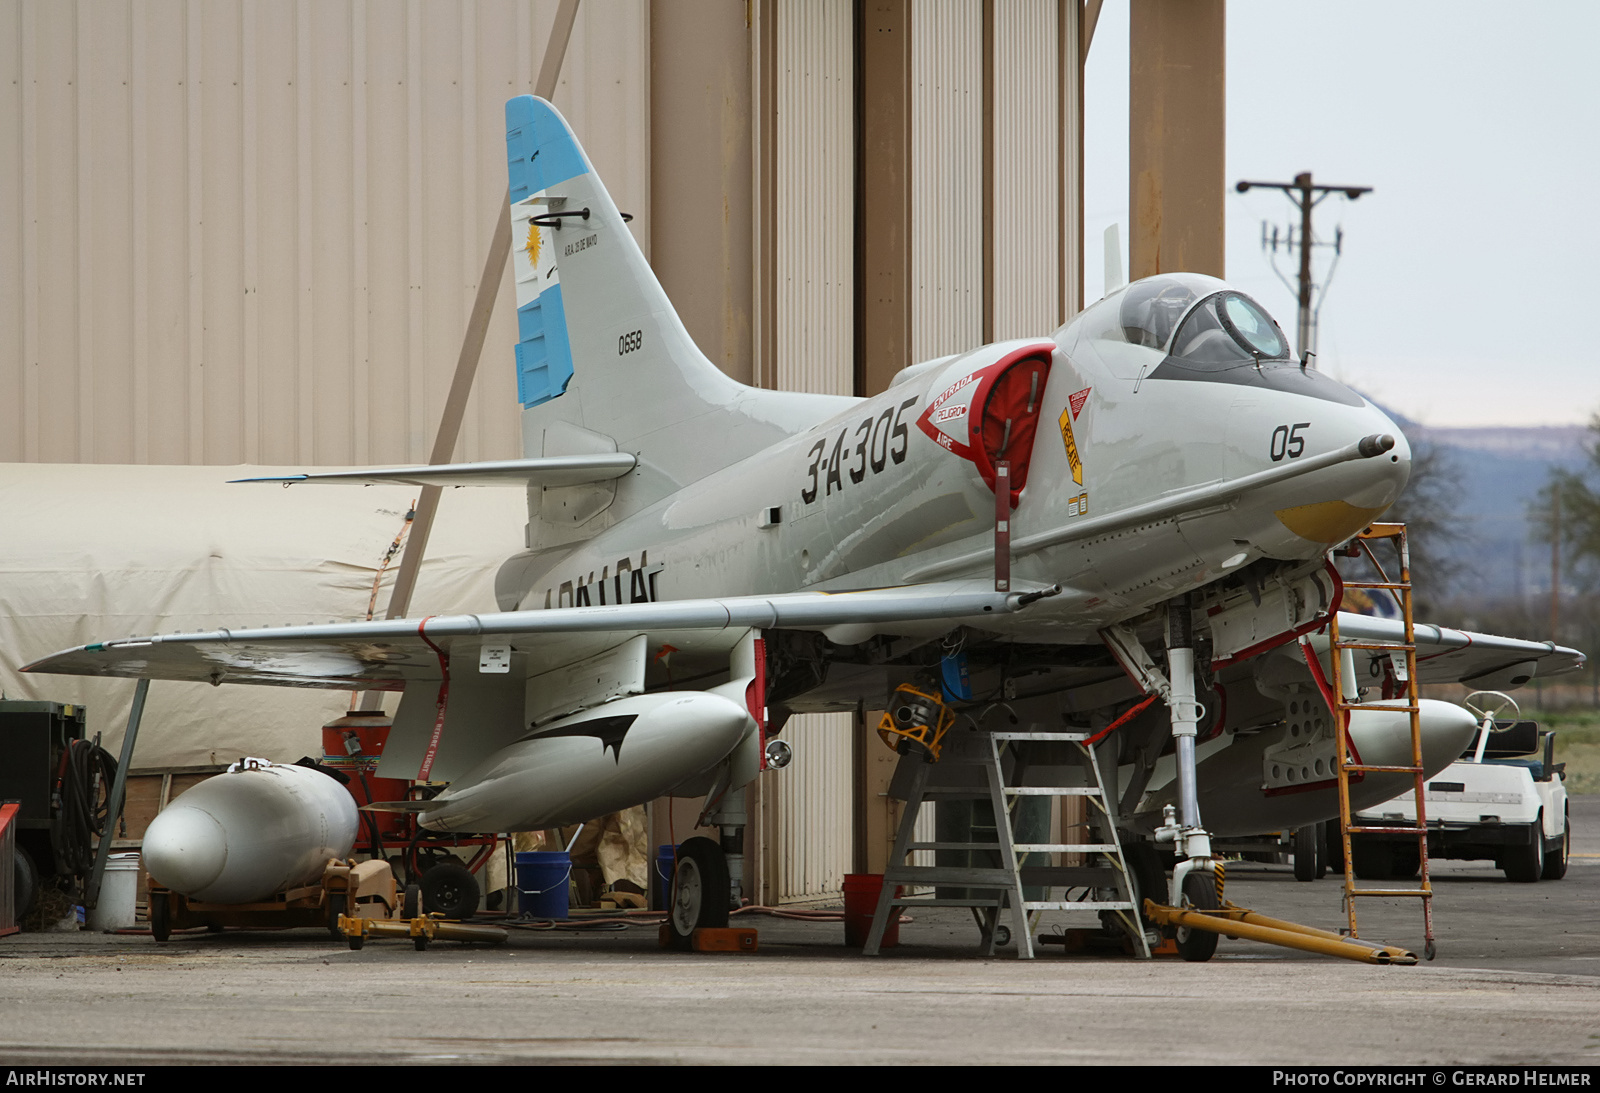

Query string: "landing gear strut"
[[1154, 596, 1218, 959]]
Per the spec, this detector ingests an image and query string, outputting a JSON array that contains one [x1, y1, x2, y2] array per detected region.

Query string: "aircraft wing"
[[1333, 612, 1586, 688], [230, 454, 637, 488], [23, 580, 1050, 690]]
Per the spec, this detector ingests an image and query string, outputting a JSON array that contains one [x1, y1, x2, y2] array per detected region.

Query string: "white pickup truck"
[[1346, 693, 1569, 883]]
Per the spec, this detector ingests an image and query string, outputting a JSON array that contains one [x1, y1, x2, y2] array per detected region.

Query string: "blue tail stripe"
[[515, 284, 574, 408], [506, 95, 588, 204]]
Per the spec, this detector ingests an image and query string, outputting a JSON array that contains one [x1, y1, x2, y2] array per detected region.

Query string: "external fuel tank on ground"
[[141, 759, 358, 903]]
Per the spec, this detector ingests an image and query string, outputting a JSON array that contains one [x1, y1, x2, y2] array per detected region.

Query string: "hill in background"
[[1383, 407, 1589, 602]]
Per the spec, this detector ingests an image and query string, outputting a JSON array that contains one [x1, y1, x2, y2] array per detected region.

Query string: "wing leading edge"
[[229, 454, 637, 489], [1332, 612, 1585, 687], [23, 580, 1055, 690]]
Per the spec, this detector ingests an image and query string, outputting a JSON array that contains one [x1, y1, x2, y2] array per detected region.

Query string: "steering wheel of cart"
[[1462, 690, 1519, 726]]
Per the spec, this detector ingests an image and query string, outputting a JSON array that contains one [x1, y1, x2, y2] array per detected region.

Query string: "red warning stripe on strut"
[[1084, 693, 1159, 747], [416, 617, 451, 782], [1297, 635, 1365, 789]]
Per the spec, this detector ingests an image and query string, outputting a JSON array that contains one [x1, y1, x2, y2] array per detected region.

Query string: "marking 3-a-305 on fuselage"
[[27, 97, 1583, 944]]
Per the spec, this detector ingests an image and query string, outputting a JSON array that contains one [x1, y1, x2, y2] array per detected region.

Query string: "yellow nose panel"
[[1274, 500, 1390, 544]]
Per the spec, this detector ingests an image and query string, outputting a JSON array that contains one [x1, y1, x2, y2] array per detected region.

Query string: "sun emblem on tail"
[[524, 221, 542, 267]]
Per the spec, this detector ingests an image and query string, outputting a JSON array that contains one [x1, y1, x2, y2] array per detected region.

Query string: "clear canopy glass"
[[1170, 291, 1292, 366]]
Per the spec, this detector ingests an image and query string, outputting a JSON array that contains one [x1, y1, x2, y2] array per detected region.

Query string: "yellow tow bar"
[[340, 913, 508, 951], [1143, 900, 1417, 965]]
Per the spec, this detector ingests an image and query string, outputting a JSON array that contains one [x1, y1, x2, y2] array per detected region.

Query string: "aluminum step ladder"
[[862, 729, 1150, 959]]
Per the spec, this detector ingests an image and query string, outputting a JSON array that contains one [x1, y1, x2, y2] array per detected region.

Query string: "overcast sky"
[[1083, 1, 1600, 429]]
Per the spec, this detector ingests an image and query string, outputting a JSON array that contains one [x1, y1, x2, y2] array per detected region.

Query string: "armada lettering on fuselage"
[[545, 550, 661, 608]]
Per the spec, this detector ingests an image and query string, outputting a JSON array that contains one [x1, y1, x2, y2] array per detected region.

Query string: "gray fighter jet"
[[28, 97, 1583, 947]]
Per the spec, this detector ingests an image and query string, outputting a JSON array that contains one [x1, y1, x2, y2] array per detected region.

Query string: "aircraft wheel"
[[1175, 871, 1219, 963], [1292, 824, 1321, 882], [1541, 806, 1569, 881], [12, 845, 37, 922], [1502, 815, 1544, 883], [421, 862, 480, 919], [667, 837, 729, 951], [326, 893, 348, 941], [1388, 843, 1421, 881], [149, 891, 171, 942], [1324, 823, 1346, 874], [1350, 837, 1396, 881]]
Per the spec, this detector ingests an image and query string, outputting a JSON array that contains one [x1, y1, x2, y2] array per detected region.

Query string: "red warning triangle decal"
[[1069, 387, 1091, 420]]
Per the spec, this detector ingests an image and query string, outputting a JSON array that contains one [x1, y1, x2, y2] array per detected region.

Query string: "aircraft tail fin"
[[503, 97, 849, 523]]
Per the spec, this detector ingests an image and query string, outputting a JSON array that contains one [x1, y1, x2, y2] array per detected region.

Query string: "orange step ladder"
[[1323, 523, 1435, 959]]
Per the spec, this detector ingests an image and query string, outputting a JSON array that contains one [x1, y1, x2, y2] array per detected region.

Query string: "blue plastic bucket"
[[515, 851, 572, 920], [651, 844, 677, 911]]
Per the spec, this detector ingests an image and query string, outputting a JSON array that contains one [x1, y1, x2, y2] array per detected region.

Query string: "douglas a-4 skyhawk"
[[28, 97, 1583, 952]]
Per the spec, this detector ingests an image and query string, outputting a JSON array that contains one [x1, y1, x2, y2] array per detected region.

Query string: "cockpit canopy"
[[1078, 272, 1292, 366], [1118, 275, 1205, 350], [1169, 291, 1291, 365], [1058, 272, 1361, 405]]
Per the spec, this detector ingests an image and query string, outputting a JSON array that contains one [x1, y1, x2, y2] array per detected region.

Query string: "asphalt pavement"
[[1, 798, 1596, 1066]]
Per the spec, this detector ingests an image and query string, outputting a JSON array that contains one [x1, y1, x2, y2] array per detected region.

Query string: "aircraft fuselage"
[[509, 288, 1410, 652]]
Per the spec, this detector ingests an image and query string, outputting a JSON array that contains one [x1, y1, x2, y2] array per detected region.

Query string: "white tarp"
[[0, 464, 527, 768]]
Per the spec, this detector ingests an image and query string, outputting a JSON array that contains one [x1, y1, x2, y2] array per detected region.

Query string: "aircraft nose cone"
[[1270, 410, 1412, 546], [142, 804, 229, 897], [1418, 699, 1480, 771], [1346, 699, 1478, 774]]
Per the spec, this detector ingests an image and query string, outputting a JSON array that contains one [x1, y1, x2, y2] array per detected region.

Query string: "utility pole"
[[1235, 172, 1371, 362]]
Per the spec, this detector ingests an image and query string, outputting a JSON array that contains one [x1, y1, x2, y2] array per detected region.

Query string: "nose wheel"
[[1174, 870, 1219, 963]]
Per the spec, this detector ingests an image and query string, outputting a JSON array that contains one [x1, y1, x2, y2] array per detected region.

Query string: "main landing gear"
[[667, 836, 730, 951]]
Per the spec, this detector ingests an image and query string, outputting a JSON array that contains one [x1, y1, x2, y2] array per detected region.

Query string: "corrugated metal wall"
[[1060, 0, 1082, 321], [991, 0, 1060, 339], [773, 0, 852, 397], [909, 0, 982, 362], [0, 0, 648, 468], [771, 0, 854, 902], [774, 712, 855, 902]]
